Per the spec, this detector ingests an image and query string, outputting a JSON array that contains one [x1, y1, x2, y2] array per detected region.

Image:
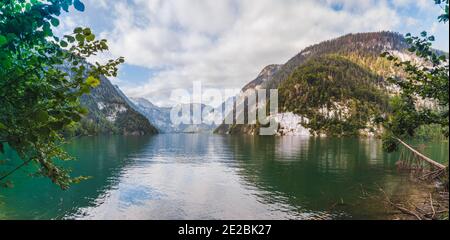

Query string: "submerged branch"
[[395, 138, 446, 170], [0, 159, 33, 182], [378, 187, 422, 220]]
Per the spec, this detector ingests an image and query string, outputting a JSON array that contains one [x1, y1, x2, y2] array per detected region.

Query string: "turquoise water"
[[0, 135, 448, 220]]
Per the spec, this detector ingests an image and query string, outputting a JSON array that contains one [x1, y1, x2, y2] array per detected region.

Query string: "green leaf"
[[86, 76, 100, 87], [25, 3, 32, 11], [35, 110, 49, 123], [75, 34, 85, 42], [0, 35, 8, 47], [80, 86, 91, 94], [86, 34, 95, 42], [65, 35, 75, 43], [51, 18, 60, 27], [62, 3, 69, 12], [43, 22, 53, 36], [60, 40, 68, 48], [71, 176, 92, 184], [74, 27, 83, 34], [78, 107, 89, 115], [83, 28, 92, 36], [74, 0, 85, 12], [0, 122, 6, 130]]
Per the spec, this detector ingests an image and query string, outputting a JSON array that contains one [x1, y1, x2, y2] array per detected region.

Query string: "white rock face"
[[301, 50, 311, 56], [318, 101, 351, 120], [390, 50, 425, 64], [105, 104, 127, 122], [97, 102, 106, 110], [274, 112, 312, 136], [415, 97, 439, 110]]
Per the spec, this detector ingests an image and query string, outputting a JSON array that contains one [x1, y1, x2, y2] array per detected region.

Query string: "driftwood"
[[378, 184, 449, 220], [429, 193, 436, 219], [379, 187, 422, 220], [395, 138, 446, 170], [374, 139, 449, 220]]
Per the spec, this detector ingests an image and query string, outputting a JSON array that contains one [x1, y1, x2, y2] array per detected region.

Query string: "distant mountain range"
[[66, 31, 445, 137], [131, 98, 217, 133], [215, 31, 445, 137]]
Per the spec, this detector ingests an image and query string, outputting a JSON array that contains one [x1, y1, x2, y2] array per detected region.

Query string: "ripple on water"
[[1, 134, 447, 219]]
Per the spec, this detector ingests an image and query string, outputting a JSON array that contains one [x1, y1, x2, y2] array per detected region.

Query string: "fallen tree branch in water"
[[378, 187, 422, 220], [430, 193, 436, 219], [395, 138, 446, 170], [0, 159, 33, 182], [392, 202, 423, 220]]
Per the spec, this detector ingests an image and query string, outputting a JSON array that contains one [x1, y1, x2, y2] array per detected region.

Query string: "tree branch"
[[0, 159, 33, 182]]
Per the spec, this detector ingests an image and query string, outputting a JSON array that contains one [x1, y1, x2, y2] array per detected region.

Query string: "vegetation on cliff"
[[279, 55, 389, 136]]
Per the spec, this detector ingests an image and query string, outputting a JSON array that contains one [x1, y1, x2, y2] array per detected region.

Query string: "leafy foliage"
[[0, 0, 123, 189], [435, 0, 449, 23], [382, 0, 449, 151]]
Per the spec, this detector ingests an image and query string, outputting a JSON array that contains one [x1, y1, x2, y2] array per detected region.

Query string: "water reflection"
[[1, 134, 447, 220], [218, 136, 403, 219], [0, 135, 154, 219], [72, 135, 403, 220]]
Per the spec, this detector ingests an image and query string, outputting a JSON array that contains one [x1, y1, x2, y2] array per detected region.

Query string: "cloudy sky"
[[56, 0, 449, 107]]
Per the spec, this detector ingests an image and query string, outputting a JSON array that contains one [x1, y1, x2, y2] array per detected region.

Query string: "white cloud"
[[57, 0, 449, 107]]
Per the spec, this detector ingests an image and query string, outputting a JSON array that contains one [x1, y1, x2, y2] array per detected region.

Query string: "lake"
[[0, 134, 448, 220]]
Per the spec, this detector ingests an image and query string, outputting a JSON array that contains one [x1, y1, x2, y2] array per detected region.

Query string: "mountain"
[[277, 55, 389, 136], [215, 31, 428, 137], [62, 69, 158, 136], [131, 98, 217, 133], [242, 64, 282, 92], [130, 98, 173, 133], [263, 31, 410, 90]]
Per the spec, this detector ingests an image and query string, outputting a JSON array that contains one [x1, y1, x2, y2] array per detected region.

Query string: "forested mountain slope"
[[60, 67, 158, 136], [215, 31, 438, 136]]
